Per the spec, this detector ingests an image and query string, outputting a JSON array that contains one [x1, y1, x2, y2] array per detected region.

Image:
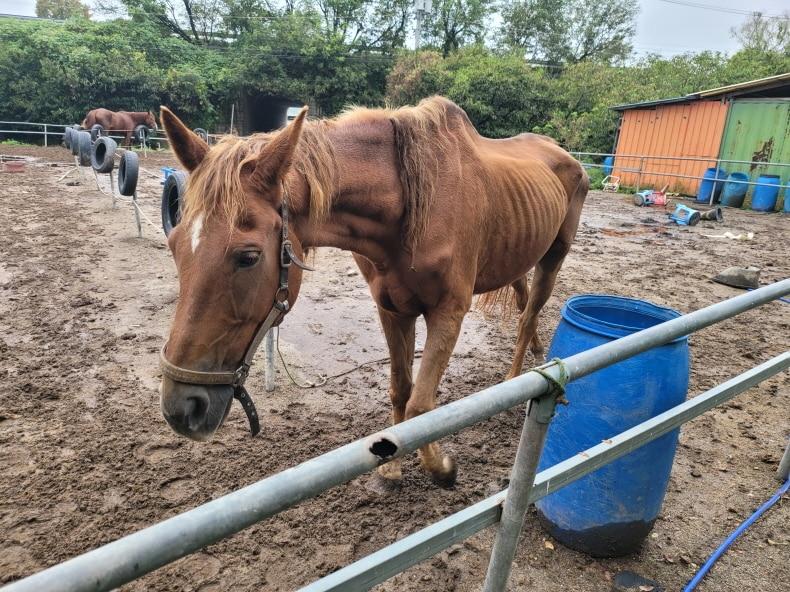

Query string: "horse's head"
[[146, 111, 159, 131], [158, 106, 309, 441]]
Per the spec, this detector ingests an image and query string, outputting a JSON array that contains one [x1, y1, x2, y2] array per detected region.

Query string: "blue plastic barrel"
[[783, 188, 790, 213], [536, 295, 689, 557], [603, 156, 614, 176], [721, 172, 749, 208], [696, 167, 727, 203], [751, 174, 781, 212]]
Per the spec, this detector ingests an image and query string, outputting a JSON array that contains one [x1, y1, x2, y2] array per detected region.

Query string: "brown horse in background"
[[82, 108, 157, 145], [157, 96, 588, 488]]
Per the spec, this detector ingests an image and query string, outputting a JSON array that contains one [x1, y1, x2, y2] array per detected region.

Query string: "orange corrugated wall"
[[612, 100, 729, 195]]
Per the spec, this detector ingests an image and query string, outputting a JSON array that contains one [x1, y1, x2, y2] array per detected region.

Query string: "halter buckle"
[[233, 364, 250, 388]]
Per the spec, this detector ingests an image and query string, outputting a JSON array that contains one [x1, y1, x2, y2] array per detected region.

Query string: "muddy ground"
[[0, 145, 788, 592]]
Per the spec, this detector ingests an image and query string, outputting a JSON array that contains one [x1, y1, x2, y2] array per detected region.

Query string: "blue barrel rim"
[[561, 294, 686, 342]]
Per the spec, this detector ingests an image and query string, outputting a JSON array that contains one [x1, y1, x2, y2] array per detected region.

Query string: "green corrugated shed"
[[718, 99, 790, 209]]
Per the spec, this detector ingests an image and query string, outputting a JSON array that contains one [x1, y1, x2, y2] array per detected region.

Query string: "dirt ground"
[[0, 145, 788, 592]]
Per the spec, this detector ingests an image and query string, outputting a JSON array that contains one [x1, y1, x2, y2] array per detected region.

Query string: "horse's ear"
[[243, 106, 308, 191], [160, 106, 208, 172]]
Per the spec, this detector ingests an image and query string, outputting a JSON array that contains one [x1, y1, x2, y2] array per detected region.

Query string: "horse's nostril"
[[182, 396, 197, 418], [185, 396, 207, 430]]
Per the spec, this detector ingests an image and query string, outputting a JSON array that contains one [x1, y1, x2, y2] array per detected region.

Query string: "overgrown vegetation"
[[2, 1, 788, 152]]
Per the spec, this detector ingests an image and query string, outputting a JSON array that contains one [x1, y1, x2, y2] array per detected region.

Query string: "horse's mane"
[[182, 96, 456, 248]]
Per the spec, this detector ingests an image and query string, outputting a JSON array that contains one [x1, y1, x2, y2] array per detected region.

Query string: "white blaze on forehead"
[[190, 213, 204, 253]]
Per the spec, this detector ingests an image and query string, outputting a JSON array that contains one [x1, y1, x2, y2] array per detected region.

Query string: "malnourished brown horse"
[[82, 108, 157, 145], [158, 97, 587, 487]]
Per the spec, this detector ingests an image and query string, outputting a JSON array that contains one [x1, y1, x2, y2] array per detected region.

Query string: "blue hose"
[[683, 478, 790, 591]]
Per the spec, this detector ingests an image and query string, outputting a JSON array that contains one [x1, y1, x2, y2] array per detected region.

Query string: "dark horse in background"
[[82, 108, 157, 145]]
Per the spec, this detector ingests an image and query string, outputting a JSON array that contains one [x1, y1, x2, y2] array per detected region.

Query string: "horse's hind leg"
[[507, 276, 544, 379], [376, 307, 416, 484]]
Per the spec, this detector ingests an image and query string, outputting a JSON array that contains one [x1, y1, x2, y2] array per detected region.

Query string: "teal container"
[[783, 188, 790, 213], [721, 172, 749, 208], [603, 156, 614, 176], [752, 175, 781, 212]]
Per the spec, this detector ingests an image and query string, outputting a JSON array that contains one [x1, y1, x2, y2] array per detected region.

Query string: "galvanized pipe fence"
[[570, 150, 790, 207], [0, 119, 174, 149], [2, 278, 789, 592]]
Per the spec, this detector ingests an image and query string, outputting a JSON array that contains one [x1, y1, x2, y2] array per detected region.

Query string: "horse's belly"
[[473, 207, 566, 293]]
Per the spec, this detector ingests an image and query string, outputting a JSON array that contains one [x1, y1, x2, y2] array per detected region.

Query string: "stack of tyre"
[[64, 125, 140, 197]]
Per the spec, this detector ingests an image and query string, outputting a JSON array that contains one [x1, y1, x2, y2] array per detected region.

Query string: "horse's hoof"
[[366, 471, 402, 495], [430, 456, 457, 489]]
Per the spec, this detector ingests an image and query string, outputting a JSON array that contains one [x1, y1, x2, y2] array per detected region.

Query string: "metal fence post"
[[710, 158, 722, 207], [109, 171, 117, 209], [132, 191, 142, 238], [778, 438, 790, 482], [636, 156, 644, 193], [482, 387, 560, 592], [264, 329, 276, 392], [43, 124, 48, 147]]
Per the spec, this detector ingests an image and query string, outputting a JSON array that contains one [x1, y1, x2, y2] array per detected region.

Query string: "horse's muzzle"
[[160, 377, 234, 441]]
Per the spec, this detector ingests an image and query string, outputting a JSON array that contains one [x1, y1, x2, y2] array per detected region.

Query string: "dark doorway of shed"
[[245, 95, 303, 134]]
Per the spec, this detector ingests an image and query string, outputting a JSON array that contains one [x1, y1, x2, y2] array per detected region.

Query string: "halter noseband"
[[159, 194, 313, 437]]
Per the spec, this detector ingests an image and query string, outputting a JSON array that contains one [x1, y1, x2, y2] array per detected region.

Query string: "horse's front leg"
[[375, 307, 416, 485], [405, 298, 469, 487]]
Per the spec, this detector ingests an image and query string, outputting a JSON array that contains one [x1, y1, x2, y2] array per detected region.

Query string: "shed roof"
[[612, 72, 790, 111]]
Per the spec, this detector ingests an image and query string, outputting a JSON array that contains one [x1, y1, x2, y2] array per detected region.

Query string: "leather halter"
[[160, 194, 313, 437]]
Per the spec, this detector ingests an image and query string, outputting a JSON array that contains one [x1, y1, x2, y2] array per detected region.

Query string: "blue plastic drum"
[[696, 167, 728, 203], [721, 172, 749, 208], [536, 295, 689, 557], [751, 174, 781, 212]]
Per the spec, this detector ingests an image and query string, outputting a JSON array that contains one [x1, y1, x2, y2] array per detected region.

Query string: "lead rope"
[[273, 327, 425, 390]]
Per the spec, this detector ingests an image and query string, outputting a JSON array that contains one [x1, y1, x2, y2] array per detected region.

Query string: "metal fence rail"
[[0, 119, 173, 147], [3, 279, 789, 592], [302, 352, 790, 591], [570, 150, 790, 204]]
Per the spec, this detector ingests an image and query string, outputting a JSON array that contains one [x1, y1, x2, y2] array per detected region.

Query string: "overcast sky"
[[1, 0, 788, 58]]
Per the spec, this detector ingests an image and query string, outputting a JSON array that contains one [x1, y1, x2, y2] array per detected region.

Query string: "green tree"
[[731, 11, 790, 54], [99, 0, 227, 44], [36, 0, 91, 19], [308, 0, 412, 49], [499, 0, 638, 64], [387, 48, 553, 138], [424, 0, 493, 56]]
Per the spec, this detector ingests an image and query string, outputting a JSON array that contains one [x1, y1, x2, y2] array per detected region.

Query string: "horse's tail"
[[475, 285, 519, 320]]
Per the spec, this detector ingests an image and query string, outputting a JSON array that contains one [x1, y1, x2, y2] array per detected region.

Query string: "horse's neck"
[[294, 119, 404, 265]]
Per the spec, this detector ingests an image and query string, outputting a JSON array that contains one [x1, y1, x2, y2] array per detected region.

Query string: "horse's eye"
[[237, 251, 261, 269]]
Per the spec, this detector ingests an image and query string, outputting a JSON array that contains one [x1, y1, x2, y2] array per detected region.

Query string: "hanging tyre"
[[90, 124, 105, 142], [133, 124, 150, 145], [70, 130, 82, 156], [193, 128, 208, 142], [77, 131, 92, 166], [91, 136, 117, 174], [161, 170, 188, 237], [118, 150, 139, 196]]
